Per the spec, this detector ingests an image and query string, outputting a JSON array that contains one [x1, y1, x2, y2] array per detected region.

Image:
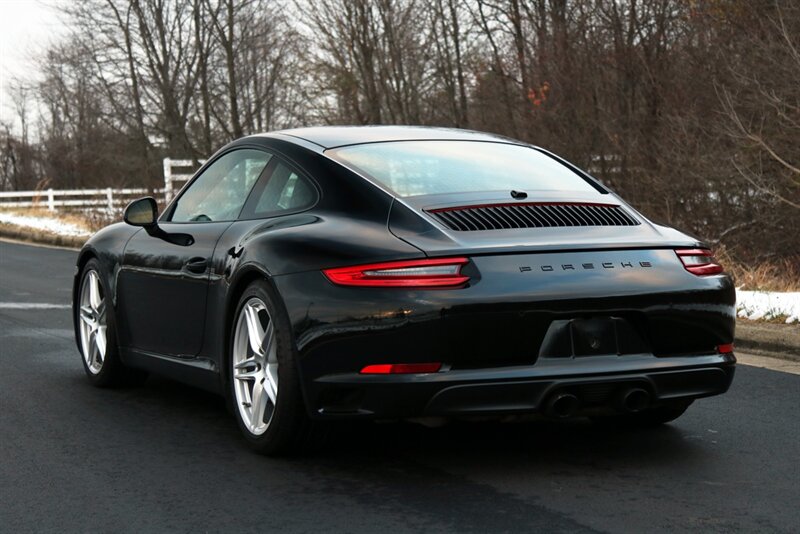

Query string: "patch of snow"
[[736, 289, 800, 324], [0, 212, 91, 237]]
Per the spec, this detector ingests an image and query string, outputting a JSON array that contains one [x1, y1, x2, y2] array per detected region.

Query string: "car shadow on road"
[[112, 374, 701, 470], [323, 417, 693, 466]]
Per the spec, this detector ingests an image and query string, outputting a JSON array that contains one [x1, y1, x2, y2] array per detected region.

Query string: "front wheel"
[[229, 280, 320, 455], [76, 259, 145, 387]]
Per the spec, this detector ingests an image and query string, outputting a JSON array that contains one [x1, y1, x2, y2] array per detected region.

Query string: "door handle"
[[185, 257, 208, 274]]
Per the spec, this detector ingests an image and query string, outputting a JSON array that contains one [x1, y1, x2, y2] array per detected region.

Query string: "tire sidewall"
[[228, 280, 304, 452], [77, 259, 121, 385]]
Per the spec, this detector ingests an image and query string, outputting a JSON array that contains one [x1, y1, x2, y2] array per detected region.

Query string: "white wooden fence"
[[0, 158, 203, 212], [0, 187, 164, 211], [163, 158, 204, 201]]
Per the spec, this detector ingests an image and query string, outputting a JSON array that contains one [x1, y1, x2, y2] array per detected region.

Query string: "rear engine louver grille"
[[427, 203, 639, 231]]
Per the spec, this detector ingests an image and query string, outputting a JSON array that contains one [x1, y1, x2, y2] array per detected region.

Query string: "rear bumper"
[[272, 249, 736, 419], [308, 353, 736, 419]]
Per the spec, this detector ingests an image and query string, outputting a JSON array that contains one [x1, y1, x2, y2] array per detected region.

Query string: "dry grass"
[[68, 209, 118, 232], [748, 315, 795, 324], [715, 247, 800, 292]]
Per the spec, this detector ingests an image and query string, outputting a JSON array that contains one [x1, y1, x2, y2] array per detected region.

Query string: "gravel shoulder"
[[0, 222, 86, 249], [736, 320, 800, 361]]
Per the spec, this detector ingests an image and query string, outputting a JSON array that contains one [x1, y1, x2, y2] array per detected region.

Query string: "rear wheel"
[[592, 401, 692, 427], [229, 280, 319, 455], [77, 259, 145, 387]]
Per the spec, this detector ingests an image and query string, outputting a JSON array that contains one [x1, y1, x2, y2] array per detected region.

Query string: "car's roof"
[[261, 125, 520, 149]]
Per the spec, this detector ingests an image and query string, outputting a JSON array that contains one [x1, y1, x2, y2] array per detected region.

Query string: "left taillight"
[[323, 257, 470, 288], [676, 248, 724, 276]]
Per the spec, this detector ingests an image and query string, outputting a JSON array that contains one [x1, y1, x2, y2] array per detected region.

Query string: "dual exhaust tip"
[[543, 387, 651, 418]]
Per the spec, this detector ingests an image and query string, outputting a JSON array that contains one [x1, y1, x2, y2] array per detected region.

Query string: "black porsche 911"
[[73, 126, 736, 454]]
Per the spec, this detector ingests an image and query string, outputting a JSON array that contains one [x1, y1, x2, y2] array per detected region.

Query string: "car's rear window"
[[329, 140, 597, 197]]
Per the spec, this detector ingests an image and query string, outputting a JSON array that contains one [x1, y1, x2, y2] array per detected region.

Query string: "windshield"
[[329, 140, 597, 197]]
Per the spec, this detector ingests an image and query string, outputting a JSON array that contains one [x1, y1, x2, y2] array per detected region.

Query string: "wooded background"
[[1, 0, 798, 267]]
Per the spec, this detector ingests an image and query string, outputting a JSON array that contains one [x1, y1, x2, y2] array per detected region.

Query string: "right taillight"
[[676, 248, 724, 276]]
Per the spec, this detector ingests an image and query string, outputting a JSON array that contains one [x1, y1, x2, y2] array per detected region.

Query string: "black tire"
[[591, 401, 692, 428], [76, 259, 147, 387], [228, 279, 321, 455]]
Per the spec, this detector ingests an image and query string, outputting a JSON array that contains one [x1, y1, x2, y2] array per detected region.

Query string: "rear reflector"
[[676, 249, 724, 276], [323, 257, 469, 288], [360, 363, 442, 374], [717, 343, 734, 354]]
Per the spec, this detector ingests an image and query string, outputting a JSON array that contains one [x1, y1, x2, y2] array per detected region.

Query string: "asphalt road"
[[1, 240, 799, 533]]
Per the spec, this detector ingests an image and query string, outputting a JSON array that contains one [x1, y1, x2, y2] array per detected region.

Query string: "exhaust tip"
[[545, 392, 580, 418], [619, 388, 651, 413]]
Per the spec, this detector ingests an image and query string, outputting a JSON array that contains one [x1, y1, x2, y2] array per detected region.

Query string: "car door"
[[117, 148, 273, 358], [201, 157, 320, 365]]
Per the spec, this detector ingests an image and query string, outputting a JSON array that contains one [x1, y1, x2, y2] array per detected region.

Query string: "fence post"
[[47, 189, 55, 211], [163, 158, 172, 201], [106, 187, 114, 211]]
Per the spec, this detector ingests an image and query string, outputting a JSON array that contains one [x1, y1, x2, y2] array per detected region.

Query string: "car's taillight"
[[717, 343, 734, 354], [360, 363, 442, 374], [676, 249, 724, 276], [323, 257, 470, 288]]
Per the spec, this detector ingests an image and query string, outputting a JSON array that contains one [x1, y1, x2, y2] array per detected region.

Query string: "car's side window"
[[169, 149, 272, 223], [243, 159, 317, 218]]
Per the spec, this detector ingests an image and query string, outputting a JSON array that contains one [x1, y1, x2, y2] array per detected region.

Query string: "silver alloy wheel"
[[232, 297, 279, 436], [78, 270, 107, 374]]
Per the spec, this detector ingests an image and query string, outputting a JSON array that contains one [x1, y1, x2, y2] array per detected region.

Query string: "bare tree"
[[428, 0, 471, 126], [717, 3, 800, 210]]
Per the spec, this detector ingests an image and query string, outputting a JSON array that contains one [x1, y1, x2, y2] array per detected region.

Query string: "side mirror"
[[122, 197, 193, 246], [124, 197, 158, 227]]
